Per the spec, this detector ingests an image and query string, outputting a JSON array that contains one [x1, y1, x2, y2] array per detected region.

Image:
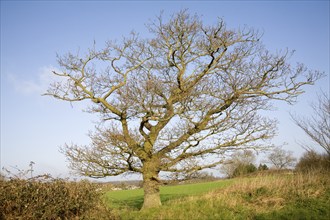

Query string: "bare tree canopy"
[[45, 10, 322, 209], [266, 146, 297, 169], [291, 92, 330, 155]]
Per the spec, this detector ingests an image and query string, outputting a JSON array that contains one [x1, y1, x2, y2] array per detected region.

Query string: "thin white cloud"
[[8, 66, 60, 95]]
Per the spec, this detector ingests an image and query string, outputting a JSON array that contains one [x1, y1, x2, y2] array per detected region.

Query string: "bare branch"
[[291, 92, 330, 155]]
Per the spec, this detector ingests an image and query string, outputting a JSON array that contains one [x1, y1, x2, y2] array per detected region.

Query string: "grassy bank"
[[106, 172, 330, 219]]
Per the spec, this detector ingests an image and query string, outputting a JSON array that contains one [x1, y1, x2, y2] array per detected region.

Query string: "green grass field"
[[105, 172, 330, 220], [105, 179, 233, 209]]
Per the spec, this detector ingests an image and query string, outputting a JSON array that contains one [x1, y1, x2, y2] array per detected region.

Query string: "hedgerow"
[[0, 175, 115, 219]]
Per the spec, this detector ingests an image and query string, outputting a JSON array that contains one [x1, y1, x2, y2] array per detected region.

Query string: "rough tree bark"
[[141, 159, 162, 209]]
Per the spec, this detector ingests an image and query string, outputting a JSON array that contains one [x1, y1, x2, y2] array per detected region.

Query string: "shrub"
[[221, 150, 257, 178], [0, 175, 114, 219], [232, 163, 257, 178], [258, 163, 269, 171], [296, 150, 330, 173]]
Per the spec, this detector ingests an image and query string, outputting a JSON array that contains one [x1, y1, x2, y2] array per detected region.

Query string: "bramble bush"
[[0, 174, 115, 219]]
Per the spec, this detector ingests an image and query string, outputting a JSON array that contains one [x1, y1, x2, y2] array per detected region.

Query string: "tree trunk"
[[141, 161, 162, 210]]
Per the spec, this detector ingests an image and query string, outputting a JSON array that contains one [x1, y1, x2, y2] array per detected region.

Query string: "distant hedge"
[[0, 175, 114, 219], [296, 150, 330, 173], [232, 163, 257, 178]]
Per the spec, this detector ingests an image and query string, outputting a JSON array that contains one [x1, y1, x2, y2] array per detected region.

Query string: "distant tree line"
[[221, 146, 329, 178]]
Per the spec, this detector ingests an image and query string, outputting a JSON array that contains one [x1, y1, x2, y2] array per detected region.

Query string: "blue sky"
[[1, 1, 329, 180]]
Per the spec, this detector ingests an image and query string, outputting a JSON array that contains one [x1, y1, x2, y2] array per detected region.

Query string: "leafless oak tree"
[[291, 92, 330, 155], [45, 11, 322, 209]]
